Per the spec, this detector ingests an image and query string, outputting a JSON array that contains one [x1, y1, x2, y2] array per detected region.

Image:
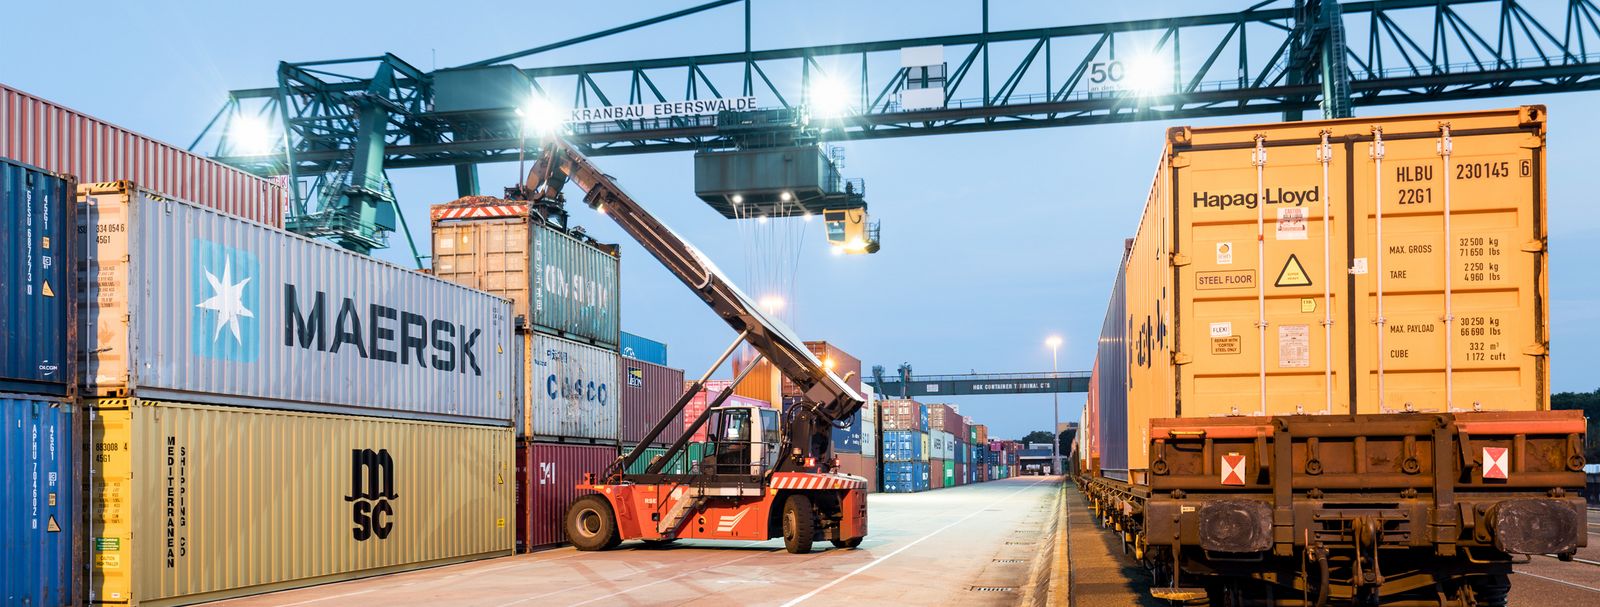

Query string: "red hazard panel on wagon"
[[1221, 453, 1247, 486], [1482, 447, 1509, 480]]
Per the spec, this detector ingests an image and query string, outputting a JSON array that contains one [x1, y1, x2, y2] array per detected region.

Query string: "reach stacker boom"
[[522, 138, 869, 554]]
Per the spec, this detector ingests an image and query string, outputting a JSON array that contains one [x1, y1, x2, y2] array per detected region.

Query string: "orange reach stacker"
[[521, 138, 869, 554]]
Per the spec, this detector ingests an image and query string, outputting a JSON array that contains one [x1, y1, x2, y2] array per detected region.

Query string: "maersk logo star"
[[196, 257, 255, 343], [191, 239, 260, 361]]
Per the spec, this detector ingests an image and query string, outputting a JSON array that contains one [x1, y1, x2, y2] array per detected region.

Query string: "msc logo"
[[627, 366, 644, 388], [345, 448, 399, 541], [191, 239, 260, 362]]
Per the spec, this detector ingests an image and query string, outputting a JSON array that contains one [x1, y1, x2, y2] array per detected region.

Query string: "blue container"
[[1, 395, 78, 606], [0, 160, 73, 396], [620, 331, 668, 366], [1097, 255, 1130, 480], [881, 430, 925, 462], [918, 406, 930, 432], [831, 409, 863, 453], [883, 461, 930, 493]]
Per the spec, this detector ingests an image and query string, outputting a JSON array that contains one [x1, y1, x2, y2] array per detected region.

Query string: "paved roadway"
[[211, 476, 1063, 607], [1505, 507, 1600, 606]]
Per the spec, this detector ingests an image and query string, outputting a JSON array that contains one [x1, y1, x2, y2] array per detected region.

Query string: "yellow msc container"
[[1113, 107, 1547, 475], [89, 399, 515, 606]]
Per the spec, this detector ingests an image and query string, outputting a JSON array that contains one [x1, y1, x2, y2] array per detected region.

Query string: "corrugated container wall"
[[1, 160, 74, 396], [518, 442, 616, 551], [521, 333, 620, 442], [831, 407, 863, 453], [930, 459, 947, 489], [1097, 245, 1132, 480], [1097, 107, 1548, 480], [430, 203, 620, 348], [89, 399, 514, 606], [619, 331, 668, 366], [1, 84, 285, 226], [860, 388, 878, 458], [2, 395, 78, 607], [884, 461, 930, 493], [881, 430, 926, 461], [730, 341, 864, 403], [683, 380, 769, 442], [77, 184, 515, 425], [880, 399, 928, 431], [837, 453, 878, 493], [620, 358, 685, 446]]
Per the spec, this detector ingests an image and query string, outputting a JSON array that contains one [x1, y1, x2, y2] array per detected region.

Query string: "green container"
[[943, 460, 955, 487], [623, 443, 707, 475]]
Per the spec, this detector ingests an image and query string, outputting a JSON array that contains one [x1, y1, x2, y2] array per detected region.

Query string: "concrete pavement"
[[209, 476, 1064, 607]]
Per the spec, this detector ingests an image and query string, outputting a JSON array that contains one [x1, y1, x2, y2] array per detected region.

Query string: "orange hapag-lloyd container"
[[1105, 106, 1547, 479]]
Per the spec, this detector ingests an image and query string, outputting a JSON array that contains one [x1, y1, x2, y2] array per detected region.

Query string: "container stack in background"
[[81, 181, 518, 606], [834, 384, 879, 491], [429, 197, 624, 553], [1, 157, 79, 607], [972, 424, 990, 482], [880, 399, 931, 492]]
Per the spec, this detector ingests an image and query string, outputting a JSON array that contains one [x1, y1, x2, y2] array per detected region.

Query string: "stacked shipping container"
[[78, 182, 520, 605], [429, 196, 629, 552]]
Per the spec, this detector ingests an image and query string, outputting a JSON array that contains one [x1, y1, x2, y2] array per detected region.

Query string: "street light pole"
[[1046, 336, 1063, 476]]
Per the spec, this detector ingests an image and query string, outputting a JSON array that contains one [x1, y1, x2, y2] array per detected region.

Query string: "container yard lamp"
[[1045, 335, 1063, 475], [227, 115, 277, 156], [517, 96, 566, 137]]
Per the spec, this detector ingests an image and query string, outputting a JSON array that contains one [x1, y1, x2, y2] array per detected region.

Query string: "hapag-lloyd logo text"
[[1193, 186, 1319, 211]]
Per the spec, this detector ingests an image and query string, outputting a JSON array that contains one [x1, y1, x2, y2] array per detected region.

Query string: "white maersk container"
[[78, 182, 515, 425], [520, 332, 620, 442]]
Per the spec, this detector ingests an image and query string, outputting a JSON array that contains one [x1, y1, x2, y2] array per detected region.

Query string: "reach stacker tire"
[[830, 537, 863, 549], [782, 494, 817, 554], [566, 495, 621, 551]]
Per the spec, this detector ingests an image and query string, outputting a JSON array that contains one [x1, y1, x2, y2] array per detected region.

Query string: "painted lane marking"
[[1518, 571, 1600, 593], [777, 478, 1055, 607]]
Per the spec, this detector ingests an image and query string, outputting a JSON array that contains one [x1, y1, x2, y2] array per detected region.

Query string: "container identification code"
[[1195, 270, 1255, 290]]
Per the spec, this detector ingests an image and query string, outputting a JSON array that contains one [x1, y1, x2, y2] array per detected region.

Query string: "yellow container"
[[89, 398, 514, 606], [1113, 107, 1547, 474]]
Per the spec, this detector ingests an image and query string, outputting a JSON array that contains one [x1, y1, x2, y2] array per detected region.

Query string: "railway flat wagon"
[[1079, 107, 1584, 606]]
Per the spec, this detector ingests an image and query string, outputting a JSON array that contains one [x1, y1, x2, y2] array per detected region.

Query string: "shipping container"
[[2, 159, 75, 396], [2, 394, 78, 607], [831, 407, 864, 453], [1097, 107, 1548, 479], [836, 452, 878, 493], [1, 84, 285, 226], [517, 442, 616, 551], [89, 398, 514, 606], [930, 459, 947, 489], [883, 461, 930, 493], [78, 183, 515, 425], [619, 331, 668, 365], [861, 415, 877, 459], [430, 200, 620, 348], [880, 399, 929, 431], [974, 424, 988, 446], [730, 340, 864, 404], [880, 430, 926, 462], [620, 358, 685, 446], [953, 462, 965, 487], [522, 333, 620, 442]]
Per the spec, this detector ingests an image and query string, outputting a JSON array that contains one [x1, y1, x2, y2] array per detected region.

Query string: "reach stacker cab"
[[519, 137, 870, 554]]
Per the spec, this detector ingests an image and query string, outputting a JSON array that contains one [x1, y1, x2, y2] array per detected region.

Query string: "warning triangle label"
[[41, 281, 54, 297], [1275, 254, 1312, 287], [46, 516, 60, 533]]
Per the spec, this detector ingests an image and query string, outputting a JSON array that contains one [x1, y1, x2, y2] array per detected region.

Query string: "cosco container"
[[883, 461, 930, 493], [77, 183, 515, 425], [880, 399, 929, 431], [517, 441, 616, 551], [1098, 107, 1549, 480], [522, 333, 620, 442], [2, 395, 78, 607], [621, 358, 686, 446], [431, 199, 620, 348], [2, 84, 285, 226], [620, 331, 668, 365], [88, 398, 514, 606], [2, 159, 75, 396]]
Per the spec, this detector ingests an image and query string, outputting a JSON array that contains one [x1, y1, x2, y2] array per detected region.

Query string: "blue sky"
[[5, 1, 1596, 440]]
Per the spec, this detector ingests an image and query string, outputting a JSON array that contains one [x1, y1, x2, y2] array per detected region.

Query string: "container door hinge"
[[1172, 352, 1193, 365], [1520, 240, 1545, 253], [1171, 253, 1191, 267], [1522, 344, 1548, 356]]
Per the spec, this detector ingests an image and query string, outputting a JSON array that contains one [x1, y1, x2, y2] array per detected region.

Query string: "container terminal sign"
[[569, 97, 757, 123]]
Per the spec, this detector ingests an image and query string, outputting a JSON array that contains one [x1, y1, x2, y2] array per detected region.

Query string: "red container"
[[621, 358, 686, 446], [2, 84, 287, 226], [954, 462, 966, 486], [516, 441, 617, 551], [837, 453, 878, 494], [930, 458, 947, 489]]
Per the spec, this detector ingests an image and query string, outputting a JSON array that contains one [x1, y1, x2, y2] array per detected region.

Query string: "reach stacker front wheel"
[[782, 494, 817, 554], [566, 495, 621, 551]]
